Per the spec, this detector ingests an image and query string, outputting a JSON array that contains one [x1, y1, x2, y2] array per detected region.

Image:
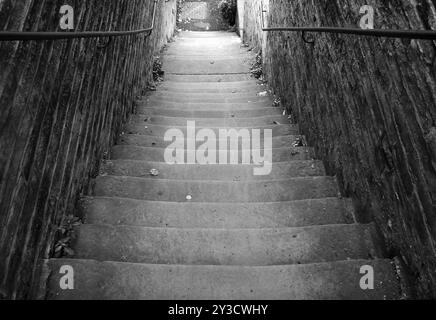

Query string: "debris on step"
[[149, 169, 160, 177], [273, 121, 281, 125], [258, 91, 268, 97], [186, 195, 193, 201]]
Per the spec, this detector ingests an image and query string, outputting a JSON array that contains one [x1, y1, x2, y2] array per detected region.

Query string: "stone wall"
[[243, 0, 436, 298], [0, 0, 176, 299]]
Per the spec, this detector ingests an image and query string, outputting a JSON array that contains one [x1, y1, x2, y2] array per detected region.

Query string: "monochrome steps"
[[43, 259, 400, 300], [92, 176, 339, 203], [70, 223, 380, 266], [101, 160, 325, 180], [123, 124, 299, 138], [81, 197, 355, 229], [117, 134, 303, 149], [42, 31, 403, 300]]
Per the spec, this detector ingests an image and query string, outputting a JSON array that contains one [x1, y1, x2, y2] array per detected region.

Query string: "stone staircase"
[[41, 32, 402, 300]]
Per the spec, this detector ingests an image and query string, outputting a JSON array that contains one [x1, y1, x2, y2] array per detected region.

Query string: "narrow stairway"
[[42, 31, 402, 300]]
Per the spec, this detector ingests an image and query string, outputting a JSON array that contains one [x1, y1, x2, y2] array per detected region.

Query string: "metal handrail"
[[0, 0, 159, 41], [260, 1, 436, 41], [263, 26, 436, 41]]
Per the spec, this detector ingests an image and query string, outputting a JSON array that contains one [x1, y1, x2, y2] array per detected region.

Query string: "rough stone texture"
[[243, 0, 436, 298], [0, 0, 176, 299], [178, 0, 233, 31]]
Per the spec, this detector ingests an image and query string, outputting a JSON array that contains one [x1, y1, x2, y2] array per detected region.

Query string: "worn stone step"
[[71, 223, 379, 266], [177, 31, 240, 38], [164, 45, 245, 55], [137, 107, 281, 118], [164, 74, 253, 82], [163, 58, 250, 75], [93, 176, 338, 202], [165, 53, 252, 60], [166, 39, 242, 47], [82, 197, 355, 228], [158, 80, 263, 90], [134, 115, 290, 127], [146, 91, 271, 100], [174, 36, 242, 42], [164, 45, 245, 53], [155, 85, 265, 94], [101, 160, 325, 181], [179, 31, 238, 36], [111, 145, 314, 163], [144, 94, 272, 104], [123, 124, 299, 137], [117, 134, 302, 149], [137, 100, 275, 110], [43, 259, 401, 300]]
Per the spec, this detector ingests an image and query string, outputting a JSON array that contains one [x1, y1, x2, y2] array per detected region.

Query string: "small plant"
[[218, 0, 237, 26], [251, 51, 263, 79], [152, 56, 164, 82], [53, 214, 82, 258]]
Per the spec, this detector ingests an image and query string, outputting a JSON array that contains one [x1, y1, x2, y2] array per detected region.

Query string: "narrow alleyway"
[[43, 32, 401, 300]]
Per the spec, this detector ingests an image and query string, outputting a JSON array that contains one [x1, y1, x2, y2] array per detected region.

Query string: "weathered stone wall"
[[243, 0, 436, 298], [0, 0, 176, 299]]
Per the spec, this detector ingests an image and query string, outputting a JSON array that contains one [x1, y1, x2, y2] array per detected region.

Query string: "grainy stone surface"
[[0, 0, 176, 299], [243, 0, 436, 298]]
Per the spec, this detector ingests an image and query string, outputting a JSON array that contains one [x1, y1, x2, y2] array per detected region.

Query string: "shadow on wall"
[[178, 0, 237, 31], [0, 0, 177, 299], [242, 0, 436, 299]]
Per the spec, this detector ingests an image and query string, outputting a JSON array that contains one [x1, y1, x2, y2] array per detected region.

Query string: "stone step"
[[143, 95, 272, 104], [134, 115, 290, 127], [71, 223, 380, 266], [155, 85, 266, 94], [93, 176, 338, 202], [43, 259, 401, 300], [164, 74, 253, 82], [137, 100, 275, 110], [137, 107, 282, 118], [111, 145, 314, 163], [101, 160, 325, 180], [174, 36, 241, 43], [82, 197, 355, 228], [124, 124, 299, 137], [178, 31, 240, 38], [165, 53, 252, 60], [117, 134, 302, 149], [164, 46, 245, 55], [166, 39, 242, 46], [180, 31, 238, 36], [158, 80, 263, 90], [146, 90, 271, 100], [162, 58, 250, 75]]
